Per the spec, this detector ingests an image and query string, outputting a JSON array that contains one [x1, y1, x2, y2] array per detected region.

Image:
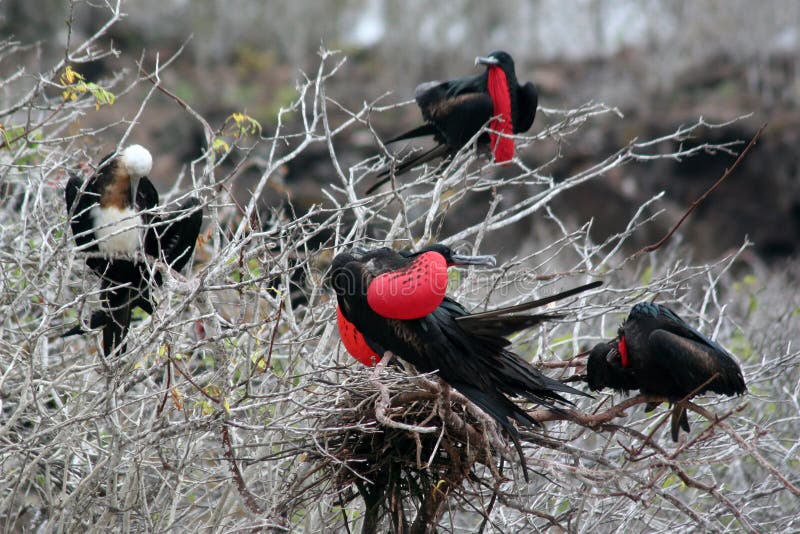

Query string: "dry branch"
[[0, 13, 796, 534]]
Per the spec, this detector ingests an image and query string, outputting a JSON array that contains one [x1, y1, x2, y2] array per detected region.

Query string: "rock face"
[[545, 117, 800, 262], [32, 13, 795, 265]]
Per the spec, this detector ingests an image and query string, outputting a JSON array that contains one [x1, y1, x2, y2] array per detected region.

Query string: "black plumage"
[[331, 244, 601, 473], [64, 146, 202, 356], [587, 302, 747, 441], [368, 50, 538, 193]]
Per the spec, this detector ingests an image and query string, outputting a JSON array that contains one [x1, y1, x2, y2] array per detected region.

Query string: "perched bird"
[[64, 145, 203, 356], [367, 50, 538, 193], [330, 243, 601, 472], [586, 302, 747, 441]]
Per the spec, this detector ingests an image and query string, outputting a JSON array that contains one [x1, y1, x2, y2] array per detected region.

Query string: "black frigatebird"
[[330, 244, 601, 471], [367, 50, 538, 194], [64, 145, 203, 356], [586, 302, 747, 441]]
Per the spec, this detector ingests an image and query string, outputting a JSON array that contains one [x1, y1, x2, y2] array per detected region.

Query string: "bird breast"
[[90, 205, 142, 255]]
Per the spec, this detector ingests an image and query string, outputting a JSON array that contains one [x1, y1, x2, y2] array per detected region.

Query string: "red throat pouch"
[[366, 251, 448, 320], [617, 336, 629, 368], [336, 306, 379, 366], [486, 66, 514, 164]]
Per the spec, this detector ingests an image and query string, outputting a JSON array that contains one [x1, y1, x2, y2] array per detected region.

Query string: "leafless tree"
[[0, 4, 798, 533]]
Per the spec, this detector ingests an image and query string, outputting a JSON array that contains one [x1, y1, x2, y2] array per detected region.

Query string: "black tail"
[[452, 382, 537, 481], [102, 285, 135, 357], [367, 144, 450, 194], [62, 310, 110, 338], [384, 123, 437, 145], [459, 281, 603, 324]]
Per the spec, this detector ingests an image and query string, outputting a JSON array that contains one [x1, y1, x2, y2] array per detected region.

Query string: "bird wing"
[[407, 299, 583, 404], [65, 175, 100, 251], [426, 93, 494, 147], [411, 77, 494, 146], [135, 176, 159, 211], [144, 197, 202, 272], [654, 304, 739, 361], [648, 329, 746, 396], [514, 81, 538, 134], [366, 251, 448, 320], [633, 302, 730, 357], [381, 77, 486, 145]]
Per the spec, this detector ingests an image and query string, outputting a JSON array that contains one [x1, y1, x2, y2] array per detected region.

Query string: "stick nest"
[[306, 367, 514, 529]]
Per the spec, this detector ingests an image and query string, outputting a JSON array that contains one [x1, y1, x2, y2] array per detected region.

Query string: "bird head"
[[475, 51, 515, 72], [119, 144, 152, 203], [328, 251, 357, 298], [586, 340, 637, 392], [120, 145, 153, 178]]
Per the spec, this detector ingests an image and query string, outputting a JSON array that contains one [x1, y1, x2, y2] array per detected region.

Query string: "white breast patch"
[[90, 205, 143, 255]]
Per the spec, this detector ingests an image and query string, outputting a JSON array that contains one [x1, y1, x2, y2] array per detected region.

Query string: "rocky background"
[[3, 0, 798, 263], [1, 2, 799, 531]]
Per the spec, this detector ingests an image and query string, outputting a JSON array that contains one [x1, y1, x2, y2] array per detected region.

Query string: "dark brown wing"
[[144, 196, 202, 272], [65, 175, 100, 251], [514, 81, 538, 134], [648, 329, 746, 396], [425, 92, 494, 148]]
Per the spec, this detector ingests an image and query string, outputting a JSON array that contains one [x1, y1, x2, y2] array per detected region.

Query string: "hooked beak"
[[475, 55, 499, 67], [351, 245, 370, 258], [449, 253, 496, 267]]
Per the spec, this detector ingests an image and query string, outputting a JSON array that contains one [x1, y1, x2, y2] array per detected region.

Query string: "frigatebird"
[[64, 145, 203, 356], [330, 243, 601, 471], [367, 50, 538, 194], [586, 302, 747, 441]]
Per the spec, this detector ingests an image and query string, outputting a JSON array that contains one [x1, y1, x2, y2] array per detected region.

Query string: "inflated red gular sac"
[[336, 306, 378, 366], [366, 248, 451, 320], [486, 64, 514, 163], [330, 244, 496, 366]]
